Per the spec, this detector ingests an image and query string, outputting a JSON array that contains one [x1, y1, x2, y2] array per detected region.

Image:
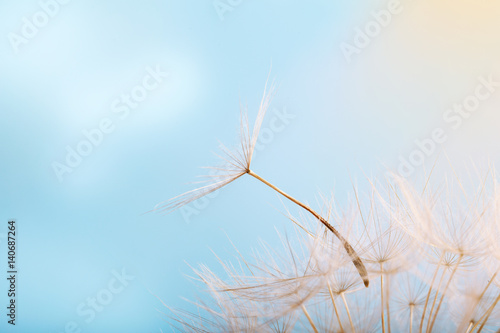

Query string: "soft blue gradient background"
[[1, 1, 500, 332]]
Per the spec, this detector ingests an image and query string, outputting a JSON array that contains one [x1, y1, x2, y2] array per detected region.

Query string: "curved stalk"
[[247, 170, 369, 287]]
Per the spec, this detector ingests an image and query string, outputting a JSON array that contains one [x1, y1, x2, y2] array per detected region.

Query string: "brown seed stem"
[[473, 292, 500, 332], [381, 265, 386, 333], [460, 271, 497, 331], [341, 292, 356, 333], [410, 305, 414, 333], [426, 264, 447, 333], [420, 253, 444, 333], [328, 281, 344, 332], [386, 274, 392, 333], [428, 254, 463, 332], [301, 305, 319, 333], [247, 169, 369, 287]]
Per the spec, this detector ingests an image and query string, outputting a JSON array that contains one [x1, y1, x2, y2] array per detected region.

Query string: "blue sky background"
[[1, 0, 500, 332]]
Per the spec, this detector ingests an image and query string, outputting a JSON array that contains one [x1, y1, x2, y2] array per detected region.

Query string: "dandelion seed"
[[160, 119, 500, 331], [155, 78, 369, 287]]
